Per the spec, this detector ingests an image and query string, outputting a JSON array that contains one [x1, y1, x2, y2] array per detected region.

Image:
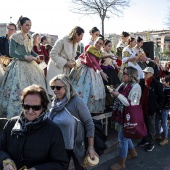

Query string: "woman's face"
[[51, 80, 66, 100], [122, 36, 129, 43], [137, 40, 143, 48], [23, 94, 43, 121], [122, 68, 130, 83], [104, 42, 112, 52], [34, 35, 41, 44], [21, 20, 31, 33], [75, 33, 84, 43], [130, 39, 137, 48], [92, 31, 100, 40], [94, 39, 104, 50]]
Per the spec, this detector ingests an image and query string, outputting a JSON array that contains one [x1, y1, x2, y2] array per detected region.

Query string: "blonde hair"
[[124, 66, 139, 84], [50, 74, 77, 102], [68, 26, 84, 42]]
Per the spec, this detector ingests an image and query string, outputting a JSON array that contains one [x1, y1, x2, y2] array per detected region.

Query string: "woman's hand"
[[3, 158, 17, 170], [3, 164, 15, 170], [110, 89, 119, 97], [24, 55, 34, 61], [65, 61, 75, 68], [100, 71, 108, 82], [87, 147, 98, 160]]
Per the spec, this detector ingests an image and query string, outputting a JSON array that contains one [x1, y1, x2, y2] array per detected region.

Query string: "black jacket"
[[140, 78, 165, 115], [0, 117, 68, 170], [0, 35, 10, 57]]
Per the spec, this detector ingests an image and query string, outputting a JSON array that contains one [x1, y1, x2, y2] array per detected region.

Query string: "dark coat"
[[0, 35, 10, 57], [0, 117, 68, 170], [139, 78, 165, 115]]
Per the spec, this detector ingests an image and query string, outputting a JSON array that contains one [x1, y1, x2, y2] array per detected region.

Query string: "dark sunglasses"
[[123, 71, 129, 75], [22, 104, 42, 111], [50, 86, 64, 90]]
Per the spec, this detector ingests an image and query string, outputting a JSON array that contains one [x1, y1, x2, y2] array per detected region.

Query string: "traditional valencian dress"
[[0, 32, 48, 118], [69, 46, 106, 114], [116, 40, 127, 66], [101, 49, 120, 86], [119, 46, 144, 79]]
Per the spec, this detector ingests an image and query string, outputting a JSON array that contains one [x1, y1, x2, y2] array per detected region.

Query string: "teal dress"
[[0, 32, 48, 118]]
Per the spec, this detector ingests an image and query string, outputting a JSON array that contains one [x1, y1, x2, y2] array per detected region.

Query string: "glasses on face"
[[22, 104, 42, 111], [123, 71, 129, 76], [7, 28, 16, 31], [50, 86, 65, 91]]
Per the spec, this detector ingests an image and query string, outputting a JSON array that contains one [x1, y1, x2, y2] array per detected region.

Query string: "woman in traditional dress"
[[0, 16, 48, 118], [116, 31, 130, 67], [101, 39, 121, 87], [119, 37, 144, 80], [46, 26, 84, 96], [32, 33, 49, 76], [88, 27, 100, 46], [70, 36, 112, 114]]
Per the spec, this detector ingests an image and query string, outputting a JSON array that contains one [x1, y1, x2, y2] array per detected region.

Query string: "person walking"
[[138, 67, 165, 151]]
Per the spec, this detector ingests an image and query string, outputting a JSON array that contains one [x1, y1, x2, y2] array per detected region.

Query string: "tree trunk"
[[101, 18, 104, 36]]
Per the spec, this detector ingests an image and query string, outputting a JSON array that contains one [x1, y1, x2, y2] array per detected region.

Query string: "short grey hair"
[[49, 74, 77, 102], [124, 66, 139, 84]]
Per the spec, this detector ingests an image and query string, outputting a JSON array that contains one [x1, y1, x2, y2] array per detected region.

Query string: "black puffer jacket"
[[0, 117, 68, 170], [140, 78, 165, 115]]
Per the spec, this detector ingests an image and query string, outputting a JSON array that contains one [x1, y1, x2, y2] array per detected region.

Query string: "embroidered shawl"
[[10, 32, 33, 53], [86, 45, 103, 59]]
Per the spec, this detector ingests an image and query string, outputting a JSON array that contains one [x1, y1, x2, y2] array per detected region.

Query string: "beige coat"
[[46, 36, 78, 95]]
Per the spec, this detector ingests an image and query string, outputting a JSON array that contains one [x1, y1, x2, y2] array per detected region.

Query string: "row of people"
[[0, 17, 170, 170]]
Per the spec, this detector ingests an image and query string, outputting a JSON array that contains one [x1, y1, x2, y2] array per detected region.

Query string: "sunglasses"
[[50, 86, 65, 90], [22, 104, 42, 111]]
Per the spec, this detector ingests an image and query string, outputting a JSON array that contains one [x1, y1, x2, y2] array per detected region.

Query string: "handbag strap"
[[64, 107, 82, 123]]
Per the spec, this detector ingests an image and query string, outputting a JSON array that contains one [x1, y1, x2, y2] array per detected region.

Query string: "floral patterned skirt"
[[69, 65, 105, 113], [0, 59, 48, 118]]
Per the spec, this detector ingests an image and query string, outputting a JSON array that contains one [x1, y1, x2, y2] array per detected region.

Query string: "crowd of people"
[[0, 16, 170, 170]]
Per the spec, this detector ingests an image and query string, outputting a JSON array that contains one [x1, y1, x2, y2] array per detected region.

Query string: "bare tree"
[[70, 0, 130, 36], [167, 11, 170, 28]]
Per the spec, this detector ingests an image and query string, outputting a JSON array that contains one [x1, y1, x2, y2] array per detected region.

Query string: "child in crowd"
[[156, 75, 170, 146], [101, 39, 120, 87]]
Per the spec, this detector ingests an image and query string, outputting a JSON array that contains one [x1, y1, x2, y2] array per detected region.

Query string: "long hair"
[[49, 74, 77, 102], [68, 26, 84, 42], [124, 66, 139, 84]]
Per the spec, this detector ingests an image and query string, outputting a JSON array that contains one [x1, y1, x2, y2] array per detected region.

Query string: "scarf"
[[112, 83, 132, 127], [140, 76, 153, 115], [12, 111, 46, 136], [86, 45, 103, 59], [49, 96, 68, 120]]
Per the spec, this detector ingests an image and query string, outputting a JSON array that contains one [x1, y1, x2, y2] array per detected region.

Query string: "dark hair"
[[41, 36, 47, 43], [90, 27, 100, 34], [17, 16, 31, 30], [7, 23, 17, 30], [127, 37, 135, 45], [95, 36, 105, 43], [165, 75, 170, 84], [137, 36, 143, 43], [121, 31, 129, 38], [68, 26, 84, 42], [21, 84, 49, 111], [45, 44, 53, 53], [104, 39, 112, 46]]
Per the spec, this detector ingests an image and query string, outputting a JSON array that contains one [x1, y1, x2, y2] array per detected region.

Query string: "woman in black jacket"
[[0, 84, 68, 170]]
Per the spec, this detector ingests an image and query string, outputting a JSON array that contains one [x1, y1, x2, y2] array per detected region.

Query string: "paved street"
[[93, 135, 170, 170]]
